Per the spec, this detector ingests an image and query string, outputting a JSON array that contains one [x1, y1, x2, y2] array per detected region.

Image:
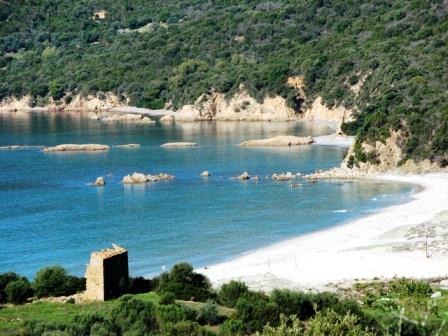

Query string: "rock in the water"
[[100, 113, 155, 124], [237, 172, 250, 180], [43, 144, 109, 152], [122, 172, 175, 184], [200, 170, 210, 177], [159, 115, 174, 124], [161, 142, 197, 148], [239, 135, 315, 147], [114, 144, 140, 148], [272, 172, 297, 181], [0, 145, 43, 150], [94, 177, 106, 186]]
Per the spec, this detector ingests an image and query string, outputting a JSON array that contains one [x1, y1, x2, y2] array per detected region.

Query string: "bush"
[[218, 281, 249, 308], [158, 303, 197, 324], [160, 292, 176, 305], [219, 319, 245, 336], [0, 272, 21, 303], [197, 299, 219, 325], [157, 262, 213, 301], [128, 276, 156, 294], [111, 295, 158, 334], [236, 292, 279, 333], [33, 266, 85, 298], [306, 309, 374, 336], [5, 278, 33, 304]]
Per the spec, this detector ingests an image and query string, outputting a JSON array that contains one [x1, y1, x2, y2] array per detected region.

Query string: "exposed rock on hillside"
[[239, 135, 314, 147], [175, 87, 298, 122], [43, 144, 110, 152]]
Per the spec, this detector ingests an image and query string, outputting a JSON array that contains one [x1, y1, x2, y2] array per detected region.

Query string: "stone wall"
[[84, 244, 129, 301]]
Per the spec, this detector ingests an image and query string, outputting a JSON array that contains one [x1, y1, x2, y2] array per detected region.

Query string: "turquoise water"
[[0, 112, 414, 279]]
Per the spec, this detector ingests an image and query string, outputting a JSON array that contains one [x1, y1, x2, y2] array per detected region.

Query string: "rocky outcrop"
[[236, 172, 251, 180], [0, 145, 43, 150], [100, 113, 155, 124], [113, 144, 140, 148], [239, 135, 314, 147], [304, 168, 368, 179], [200, 170, 210, 177], [301, 97, 353, 129], [43, 144, 109, 152], [161, 142, 197, 148], [272, 172, 298, 181], [0, 93, 126, 112], [122, 172, 175, 184], [175, 87, 298, 122], [94, 177, 106, 186], [159, 115, 174, 124]]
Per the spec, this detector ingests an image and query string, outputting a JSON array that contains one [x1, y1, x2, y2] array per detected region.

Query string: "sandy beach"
[[200, 173, 448, 291]]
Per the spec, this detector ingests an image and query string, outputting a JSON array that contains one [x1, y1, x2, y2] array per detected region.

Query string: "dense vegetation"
[[1, 263, 447, 335], [0, 0, 447, 163]]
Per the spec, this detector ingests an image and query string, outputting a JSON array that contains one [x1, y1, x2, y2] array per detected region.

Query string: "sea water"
[[0, 112, 414, 278]]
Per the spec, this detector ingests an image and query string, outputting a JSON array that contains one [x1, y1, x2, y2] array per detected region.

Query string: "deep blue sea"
[[0, 112, 414, 279]]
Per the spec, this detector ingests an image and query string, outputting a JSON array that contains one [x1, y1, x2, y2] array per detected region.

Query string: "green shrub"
[[0, 272, 21, 303], [306, 309, 374, 336], [128, 276, 155, 294], [157, 262, 213, 301], [157, 303, 197, 325], [5, 278, 33, 304], [33, 266, 85, 298], [219, 319, 245, 336], [160, 292, 176, 305], [218, 281, 249, 308], [235, 292, 279, 333], [197, 299, 219, 325], [111, 295, 158, 334]]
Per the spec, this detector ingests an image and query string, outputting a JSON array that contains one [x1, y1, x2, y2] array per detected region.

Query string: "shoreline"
[[200, 173, 448, 291]]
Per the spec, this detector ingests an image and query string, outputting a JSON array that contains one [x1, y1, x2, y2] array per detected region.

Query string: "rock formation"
[[94, 177, 106, 186], [161, 142, 197, 148], [100, 113, 155, 124], [272, 172, 297, 181], [113, 144, 141, 148], [236, 172, 251, 180], [122, 172, 175, 184], [43, 144, 110, 152], [239, 135, 314, 147], [159, 115, 174, 124], [200, 170, 210, 177], [175, 86, 298, 122]]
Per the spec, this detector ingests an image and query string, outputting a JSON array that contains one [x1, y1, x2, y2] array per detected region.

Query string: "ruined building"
[[84, 244, 129, 301]]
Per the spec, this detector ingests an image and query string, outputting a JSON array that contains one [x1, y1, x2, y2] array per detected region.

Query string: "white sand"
[[200, 174, 448, 291]]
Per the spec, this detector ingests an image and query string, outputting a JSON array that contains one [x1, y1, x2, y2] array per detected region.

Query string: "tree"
[[48, 80, 65, 100], [5, 278, 33, 304], [218, 280, 249, 307], [33, 266, 85, 298]]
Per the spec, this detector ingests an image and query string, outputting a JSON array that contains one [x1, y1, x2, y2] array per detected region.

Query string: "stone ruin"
[[84, 244, 129, 301]]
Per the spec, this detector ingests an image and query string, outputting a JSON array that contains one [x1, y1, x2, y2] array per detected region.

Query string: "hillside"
[[0, 0, 447, 166]]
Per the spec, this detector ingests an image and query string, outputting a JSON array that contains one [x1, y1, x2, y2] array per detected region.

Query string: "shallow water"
[[0, 112, 414, 278]]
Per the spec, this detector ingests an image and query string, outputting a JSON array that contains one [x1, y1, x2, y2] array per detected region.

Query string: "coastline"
[[200, 173, 448, 291]]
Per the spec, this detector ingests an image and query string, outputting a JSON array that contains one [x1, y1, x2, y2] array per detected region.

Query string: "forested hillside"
[[0, 0, 447, 164]]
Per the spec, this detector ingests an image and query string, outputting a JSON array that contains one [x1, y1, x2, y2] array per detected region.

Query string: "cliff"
[[0, 93, 126, 112], [175, 84, 353, 128]]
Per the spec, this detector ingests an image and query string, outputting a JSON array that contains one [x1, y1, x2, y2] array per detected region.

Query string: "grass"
[[0, 292, 160, 334]]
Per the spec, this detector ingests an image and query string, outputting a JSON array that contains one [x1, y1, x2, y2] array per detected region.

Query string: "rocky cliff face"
[[342, 130, 447, 174], [175, 84, 353, 127], [0, 93, 126, 112], [175, 88, 298, 122]]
